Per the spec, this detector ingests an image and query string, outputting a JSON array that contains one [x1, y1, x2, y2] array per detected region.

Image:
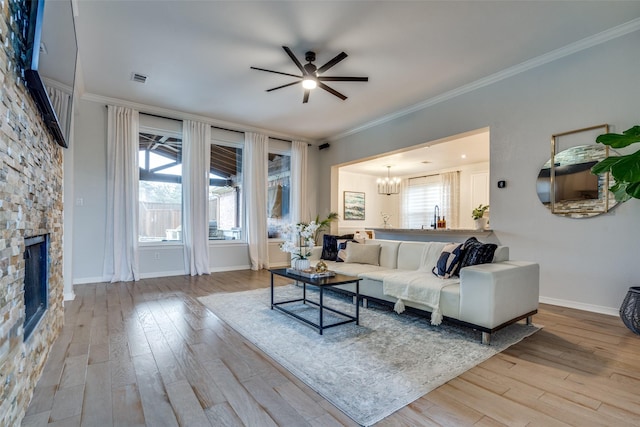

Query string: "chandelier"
[[377, 166, 400, 195]]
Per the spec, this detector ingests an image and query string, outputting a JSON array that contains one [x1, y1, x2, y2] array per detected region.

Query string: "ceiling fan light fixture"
[[302, 77, 317, 90]]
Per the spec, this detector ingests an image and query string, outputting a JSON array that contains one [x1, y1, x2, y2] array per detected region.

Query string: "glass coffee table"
[[269, 268, 361, 334]]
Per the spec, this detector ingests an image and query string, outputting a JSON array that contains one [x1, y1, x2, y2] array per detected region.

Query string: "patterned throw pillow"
[[336, 239, 358, 262], [455, 237, 498, 275], [432, 243, 463, 278], [321, 234, 355, 261]]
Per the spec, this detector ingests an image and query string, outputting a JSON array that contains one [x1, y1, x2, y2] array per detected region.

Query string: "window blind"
[[404, 175, 442, 229]]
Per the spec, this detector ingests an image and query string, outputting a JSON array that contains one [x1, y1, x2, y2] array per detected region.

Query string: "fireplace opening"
[[24, 235, 48, 341]]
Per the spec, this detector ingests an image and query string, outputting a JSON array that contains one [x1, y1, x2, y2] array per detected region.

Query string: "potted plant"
[[280, 221, 320, 271], [279, 213, 338, 270], [472, 204, 489, 230], [591, 125, 640, 334], [591, 125, 640, 201], [312, 212, 339, 244]]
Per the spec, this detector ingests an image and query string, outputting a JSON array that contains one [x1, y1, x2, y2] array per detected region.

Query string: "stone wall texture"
[[0, 2, 65, 425]]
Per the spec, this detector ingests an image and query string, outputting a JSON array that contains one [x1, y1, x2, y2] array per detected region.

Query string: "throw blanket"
[[383, 273, 459, 325]]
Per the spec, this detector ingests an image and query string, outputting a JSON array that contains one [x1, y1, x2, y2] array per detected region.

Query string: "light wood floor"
[[22, 269, 640, 426]]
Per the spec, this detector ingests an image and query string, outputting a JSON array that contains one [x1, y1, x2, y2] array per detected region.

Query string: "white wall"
[[337, 163, 489, 232], [73, 99, 108, 283], [319, 31, 640, 315], [337, 170, 401, 234]]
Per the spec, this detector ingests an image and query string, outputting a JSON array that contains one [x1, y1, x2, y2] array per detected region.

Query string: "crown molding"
[[80, 92, 314, 144], [329, 17, 640, 142]]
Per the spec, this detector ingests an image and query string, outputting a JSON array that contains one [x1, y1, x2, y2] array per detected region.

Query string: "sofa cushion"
[[493, 246, 509, 262], [456, 237, 497, 274], [345, 242, 381, 265], [420, 242, 448, 272], [397, 242, 430, 270], [319, 260, 390, 277], [366, 239, 401, 269], [321, 234, 354, 261], [432, 243, 463, 278]]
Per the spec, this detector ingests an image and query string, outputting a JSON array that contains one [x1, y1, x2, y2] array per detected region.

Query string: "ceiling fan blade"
[[317, 52, 348, 74], [266, 81, 301, 92], [250, 66, 301, 79], [282, 46, 306, 75], [318, 82, 347, 100], [318, 76, 368, 82], [303, 90, 310, 104]]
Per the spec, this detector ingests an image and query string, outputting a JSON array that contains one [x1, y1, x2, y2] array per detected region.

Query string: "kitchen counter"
[[367, 228, 496, 243]]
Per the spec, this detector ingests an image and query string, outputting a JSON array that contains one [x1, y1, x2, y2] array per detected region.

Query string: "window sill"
[[139, 241, 183, 248]]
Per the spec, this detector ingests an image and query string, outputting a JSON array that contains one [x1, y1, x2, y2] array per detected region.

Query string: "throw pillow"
[[321, 234, 355, 261], [432, 243, 463, 278], [456, 237, 497, 275], [344, 242, 381, 265], [336, 239, 358, 262]]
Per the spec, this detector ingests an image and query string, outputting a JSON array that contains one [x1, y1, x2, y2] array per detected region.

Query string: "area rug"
[[198, 285, 540, 426]]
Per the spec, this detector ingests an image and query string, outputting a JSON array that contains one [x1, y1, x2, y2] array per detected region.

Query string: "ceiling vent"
[[131, 73, 148, 84]]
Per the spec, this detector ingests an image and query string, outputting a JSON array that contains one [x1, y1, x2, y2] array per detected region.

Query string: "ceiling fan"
[[251, 46, 368, 103]]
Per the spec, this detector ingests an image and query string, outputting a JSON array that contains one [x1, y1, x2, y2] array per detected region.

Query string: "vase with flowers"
[[280, 221, 320, 271], [381, 212, 392, 228]]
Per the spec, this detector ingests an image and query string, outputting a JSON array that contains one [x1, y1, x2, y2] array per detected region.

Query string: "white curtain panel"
[[103, 106, 140, 282], [245, 132, 269, 270], [441, 171, 460, 229], [183, 120, 211, 275], [400, 179, 410, 228], [290, 140, 309, 224]]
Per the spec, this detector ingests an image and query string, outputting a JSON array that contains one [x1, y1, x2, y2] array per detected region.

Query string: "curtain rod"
[[105, 106, 293, 143]]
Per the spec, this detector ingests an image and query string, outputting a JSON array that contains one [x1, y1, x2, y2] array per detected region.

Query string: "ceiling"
[[340, 129, 490, 176], [73, 1, 640, 141]]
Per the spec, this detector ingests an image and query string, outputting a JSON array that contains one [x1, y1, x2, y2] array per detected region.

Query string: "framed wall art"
[[343, 191, 365, 220]]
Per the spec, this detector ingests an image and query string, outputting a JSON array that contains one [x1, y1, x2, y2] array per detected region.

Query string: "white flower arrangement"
[[279, 221, 320, 260], [381, 212, 392, 225]]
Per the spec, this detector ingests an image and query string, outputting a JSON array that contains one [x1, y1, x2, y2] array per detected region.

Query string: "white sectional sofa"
[[306, 239, 539, 344]]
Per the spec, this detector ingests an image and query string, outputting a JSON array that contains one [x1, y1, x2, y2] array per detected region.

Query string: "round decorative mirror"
[[536, 125, 618, 218]]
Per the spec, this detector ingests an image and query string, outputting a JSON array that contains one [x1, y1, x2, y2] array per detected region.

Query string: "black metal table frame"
[[269, 269, 360, 335]]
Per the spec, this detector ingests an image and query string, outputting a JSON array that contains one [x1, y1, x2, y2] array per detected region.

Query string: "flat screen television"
[[24, 0, 77, 148]]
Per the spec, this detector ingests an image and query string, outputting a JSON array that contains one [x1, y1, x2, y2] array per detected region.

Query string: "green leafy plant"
[[591, 125, 640, 202], [472, 204, 489, 220], [312, 212, 339, 244]]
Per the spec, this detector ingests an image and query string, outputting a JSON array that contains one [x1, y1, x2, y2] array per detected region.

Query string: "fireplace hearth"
[[23, 235, 48, 341]]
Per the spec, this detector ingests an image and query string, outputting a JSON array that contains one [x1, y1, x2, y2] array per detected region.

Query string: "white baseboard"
[[539, 296, 618, 317], [73, 276, 105, 285], [210, 264, 251, 273], [139, 270, 186, 279], [269, 262, 290, 269]]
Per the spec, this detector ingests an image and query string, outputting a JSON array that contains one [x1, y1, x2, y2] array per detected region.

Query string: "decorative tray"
[[286, 268, 336, 279]]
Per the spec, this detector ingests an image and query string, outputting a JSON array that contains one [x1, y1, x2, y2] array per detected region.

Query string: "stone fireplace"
[[23, 235, 49, 341], [0, 2, 65, 425]]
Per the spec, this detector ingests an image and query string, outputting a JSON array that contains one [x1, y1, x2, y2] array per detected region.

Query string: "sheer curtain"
[[290, 140, 308, 224], [103, 106, 140, 282], [182, 120, 211, 275], [245, 132, 269, 270], [441, 171, 460, 229]]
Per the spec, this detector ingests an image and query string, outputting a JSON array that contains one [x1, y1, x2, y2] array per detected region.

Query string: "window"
[[209, 143, 243, 241], [138, 132, 183, 242], [267, 152, 291, 237], [404, 175, 442, 229]]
